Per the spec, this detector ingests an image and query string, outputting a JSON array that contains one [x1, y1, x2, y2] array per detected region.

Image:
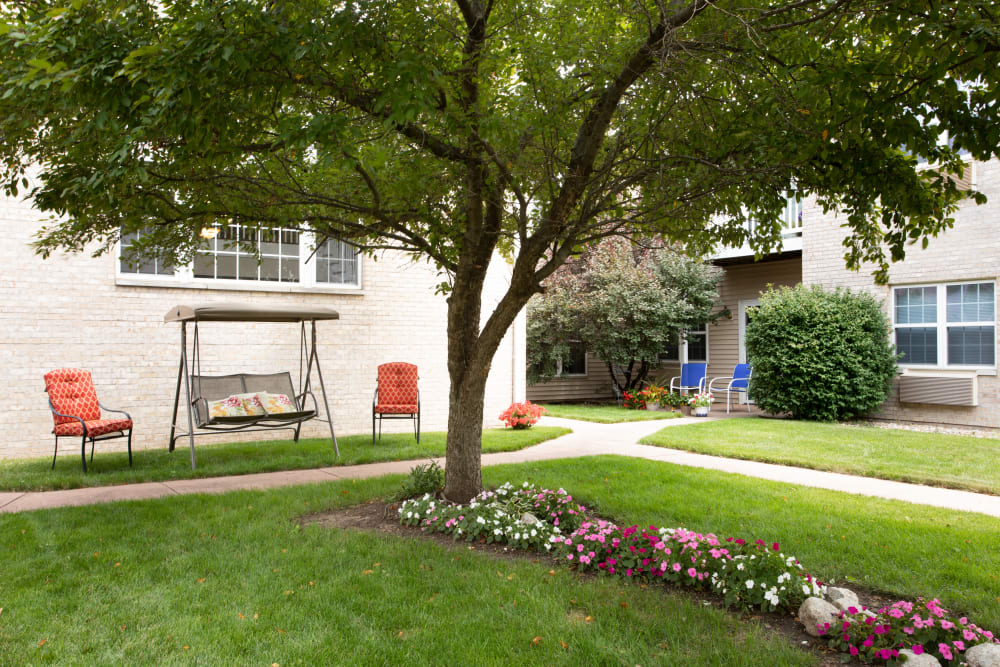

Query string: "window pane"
[[259, 257, 281, 281], [948, 326, 995, 366], [281, 257, 299, 282], [660, 332, 680, 361], [896, 327, 937, 364], [563, 342, 587, 375], [895, 286, 936, 324], [686, 332, 707, 362], [947, 283, 994, 323], [193, 253, 215, 279], [215, 254, 237, 280], [239, 255, 260, 280], [119, 228, 173, 275], [282, 230, 300, 256]]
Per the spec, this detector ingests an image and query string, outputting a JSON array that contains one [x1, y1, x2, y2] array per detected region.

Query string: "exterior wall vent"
[[898, 373, 978, 406]]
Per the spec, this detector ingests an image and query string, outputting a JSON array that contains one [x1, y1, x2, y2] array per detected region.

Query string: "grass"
[[0, 474, 814, 666], [541, 402, 684, 423], [497, 456, 1000, 630], [0, 427, 570, 493], [639, 419, 1000, 495]]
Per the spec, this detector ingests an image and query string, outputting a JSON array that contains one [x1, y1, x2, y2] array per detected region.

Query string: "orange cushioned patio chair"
[[372, 362, 420, 445], [44, 368, 133, 472]]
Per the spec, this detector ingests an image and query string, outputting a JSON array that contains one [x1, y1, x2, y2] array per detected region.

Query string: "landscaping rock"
[[826, 586, 860, 612], [519, 512, 540, 525], [798, 597, 840, 637], [966, 643, 1000, 667], [898, 649, 942, 667]]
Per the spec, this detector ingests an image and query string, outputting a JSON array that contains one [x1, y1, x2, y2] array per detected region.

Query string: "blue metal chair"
[[708, 364, 752, 413], [669, 363, 707, 396]]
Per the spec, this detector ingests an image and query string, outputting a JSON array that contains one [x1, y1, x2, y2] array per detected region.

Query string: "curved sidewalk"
[[2, 415, 999, 517]]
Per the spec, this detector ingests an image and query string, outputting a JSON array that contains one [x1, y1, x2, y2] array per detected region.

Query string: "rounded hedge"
[[745, 284, 898, 421]]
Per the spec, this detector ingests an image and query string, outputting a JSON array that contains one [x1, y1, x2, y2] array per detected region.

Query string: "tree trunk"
[[444, 370, 489, 503]]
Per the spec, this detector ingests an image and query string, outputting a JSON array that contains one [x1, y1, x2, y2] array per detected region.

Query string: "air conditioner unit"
[[898, 373, 978, 406]]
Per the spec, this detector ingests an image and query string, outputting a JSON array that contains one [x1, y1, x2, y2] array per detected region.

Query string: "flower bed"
[[398, 482, 999, 665]]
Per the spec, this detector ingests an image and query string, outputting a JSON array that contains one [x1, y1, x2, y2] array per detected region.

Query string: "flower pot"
[[693, 406, 710, 417], [645, 404, 662, 412]]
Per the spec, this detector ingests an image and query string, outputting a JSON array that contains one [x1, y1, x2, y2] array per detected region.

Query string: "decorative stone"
[[798, 597, 840, 637], [520, 512, 540, 525], [826, 586, 860, 612], [966, 643, 1000, 667], [898, 649, 942, 667]]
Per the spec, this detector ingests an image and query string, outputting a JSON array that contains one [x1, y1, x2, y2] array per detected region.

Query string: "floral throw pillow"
[[262, 392, 297, 415], [208, 395, 249, 419], [237, 392, 267, 416]]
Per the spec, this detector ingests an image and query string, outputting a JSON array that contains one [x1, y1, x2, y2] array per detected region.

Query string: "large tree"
[[528, 239, 722, 394], [1, 1, 997, 501]]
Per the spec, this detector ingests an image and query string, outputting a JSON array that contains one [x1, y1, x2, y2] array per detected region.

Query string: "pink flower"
[[772, 542, 780, 551], [849, 646, 859, 656], [964, 629, 978, 641], [903, 627, 914, 635], [938, 644, 953, 661], [687, 568, 697, 578], [847, 606, 859, 615], [953, 640, 965, 651], [672, 563, 682, 572], [940, 620, 955, 630], [912, 645, 924, 655]]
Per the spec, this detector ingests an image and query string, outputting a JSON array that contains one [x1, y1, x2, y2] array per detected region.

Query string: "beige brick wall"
[[0, 196, 525, 460], [801, 158, 1000, 427]]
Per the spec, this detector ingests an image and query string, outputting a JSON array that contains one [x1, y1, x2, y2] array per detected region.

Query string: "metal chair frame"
[[46, 395, 132, 473]]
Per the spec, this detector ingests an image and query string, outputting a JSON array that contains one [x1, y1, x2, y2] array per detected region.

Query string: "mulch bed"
[[299, 500, 888, 666]]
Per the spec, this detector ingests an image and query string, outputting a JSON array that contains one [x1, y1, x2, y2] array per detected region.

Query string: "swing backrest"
[[190, 372, 300, 425]]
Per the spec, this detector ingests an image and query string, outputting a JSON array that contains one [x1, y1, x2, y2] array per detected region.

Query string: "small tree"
[[745, 285, 898, 421], [528, 239, 721, 394]]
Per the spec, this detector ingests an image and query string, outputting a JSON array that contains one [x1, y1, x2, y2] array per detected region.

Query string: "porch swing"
[[165, 304, 340, 468]]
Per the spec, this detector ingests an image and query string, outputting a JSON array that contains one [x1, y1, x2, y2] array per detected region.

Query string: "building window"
[[120, 229, 174, 276], [894, 282, 995, 368], [118, 226, 361, 290], [660, 325, 708, 363], [194, 225, 300, 283], [558, 341, 587, 376], [315, 238, 360, 286]]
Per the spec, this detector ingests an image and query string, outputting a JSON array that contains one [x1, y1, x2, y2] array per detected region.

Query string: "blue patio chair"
[[708, 364, 752, 413], [669, 363, 707, 396]]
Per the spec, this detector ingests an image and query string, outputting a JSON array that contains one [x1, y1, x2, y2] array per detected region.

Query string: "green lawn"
[[541, 402, 683, 423], [3, 457, 998, 665], [0, 427, 570, 492], [639, 419, 1000, 495], [0, 473, 813, 666]]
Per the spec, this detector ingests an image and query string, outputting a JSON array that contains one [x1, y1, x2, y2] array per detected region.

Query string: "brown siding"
[[527, 352, 617, 403]]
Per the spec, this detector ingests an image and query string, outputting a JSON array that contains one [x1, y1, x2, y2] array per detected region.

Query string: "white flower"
[[745, 580, 755, 589], [406, 512, 413, 518], [530, 529, 537, 537], [736, 563, 745, 571], [802, 584, 810, 595], [477, 516, 486, 524]]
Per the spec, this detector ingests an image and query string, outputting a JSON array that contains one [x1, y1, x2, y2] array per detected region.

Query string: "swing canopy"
[[165, 303, 340, 468], [165, 303, 340, 323]]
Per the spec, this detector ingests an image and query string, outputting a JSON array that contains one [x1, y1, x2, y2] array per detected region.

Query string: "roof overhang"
[[164, 303, 340, 323]]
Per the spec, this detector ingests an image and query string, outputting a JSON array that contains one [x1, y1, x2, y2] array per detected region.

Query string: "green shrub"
[[745, 285, 897, 421], [395, 461, 445, 500]]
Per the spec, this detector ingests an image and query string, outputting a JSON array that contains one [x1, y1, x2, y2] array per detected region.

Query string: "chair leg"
[[378, 416, 383, 443], [416, 412, 420, 443], [51, 436, 58, 470], [127, 429, 133, 467], [90, 438, 95, 464], [372, 411, 376, 446], [80, 435, 88, 473]]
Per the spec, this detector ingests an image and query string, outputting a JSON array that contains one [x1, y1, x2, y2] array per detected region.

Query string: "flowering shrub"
[[662, 391, 686, 409], [639, 384, 667, 407], [399, 482, 587, 551], [823, 597, 998, 665], [622, 391, 646, 410], [687, 392, 714, 408], [498, 401, 546, 429], [551, 521, 822, 613]]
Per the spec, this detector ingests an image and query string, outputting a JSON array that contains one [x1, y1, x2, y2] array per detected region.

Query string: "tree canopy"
[[2, 0, 998, 500], [528, 239, 721, 394]]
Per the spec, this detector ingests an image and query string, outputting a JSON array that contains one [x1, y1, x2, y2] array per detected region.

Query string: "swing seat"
[[190, 372, 317, 428]]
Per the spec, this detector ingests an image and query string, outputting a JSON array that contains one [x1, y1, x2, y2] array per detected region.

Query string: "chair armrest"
[[295, 390, 319, 414], [98, 401, 131, 421], [48, 399, 87, 433], [668, 376, 680, 391], [707, 376, 734, 393], [372, 387, 378, 409], [417, 389, 420, 412]]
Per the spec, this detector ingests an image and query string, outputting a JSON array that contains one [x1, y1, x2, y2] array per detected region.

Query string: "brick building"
[[529, 158, 998, 429], [0, 193, 527, 460]]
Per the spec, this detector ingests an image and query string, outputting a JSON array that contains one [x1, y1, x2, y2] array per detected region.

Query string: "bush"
[[746, 285, 897, 421], [395, 461, 445, 500], [498, 401, 546, 429]]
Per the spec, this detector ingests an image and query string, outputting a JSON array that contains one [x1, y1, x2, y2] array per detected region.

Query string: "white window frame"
[[892, 280, 996, 372], [116, 230, 363, 294]]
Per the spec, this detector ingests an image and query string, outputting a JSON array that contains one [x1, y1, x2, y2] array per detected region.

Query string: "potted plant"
[[687, 391, 713, 417], [640, 384, 667, 411], [661, 391, 685, 412], [499, 401, 546, 429], [622, 391, 646, 410]]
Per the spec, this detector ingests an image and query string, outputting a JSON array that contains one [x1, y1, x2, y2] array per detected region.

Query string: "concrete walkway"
[[2, 415, 999, 517]]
